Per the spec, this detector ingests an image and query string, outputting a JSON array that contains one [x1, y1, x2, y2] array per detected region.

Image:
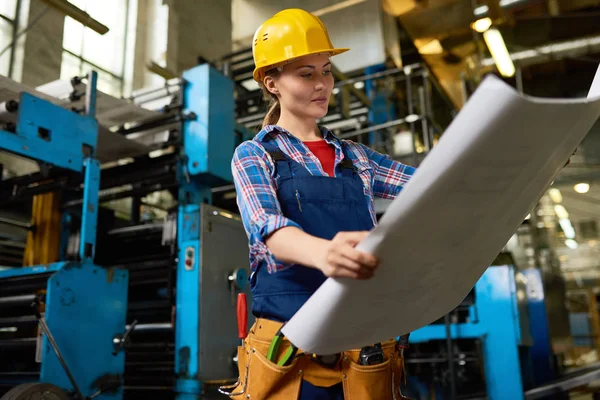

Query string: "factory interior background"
[[2, 0, 600, 399]]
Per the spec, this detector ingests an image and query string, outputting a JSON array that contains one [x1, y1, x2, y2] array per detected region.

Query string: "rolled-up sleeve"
[[231, 141, 303, 273], [357, 143, 417, 199]]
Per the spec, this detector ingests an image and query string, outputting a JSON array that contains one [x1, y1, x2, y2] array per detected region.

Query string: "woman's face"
[[265, 53, 334, 120]]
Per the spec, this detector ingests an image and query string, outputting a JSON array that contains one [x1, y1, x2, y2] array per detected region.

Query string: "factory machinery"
[[1, 50, 599, 400], [0, 64, 254, 399]]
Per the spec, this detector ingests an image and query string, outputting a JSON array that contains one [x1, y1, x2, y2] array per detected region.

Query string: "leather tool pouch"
[[342, 340, 410, 400], [229, 338, 303, 399]]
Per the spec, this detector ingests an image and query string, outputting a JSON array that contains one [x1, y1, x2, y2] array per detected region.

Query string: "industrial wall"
[[15, 0, 233, 93]]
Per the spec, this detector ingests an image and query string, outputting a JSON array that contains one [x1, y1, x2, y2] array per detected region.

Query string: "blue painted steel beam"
[[174, 204, 204, 399], [0, 262, 65, 278], [0, 92, 97, 172], [176, 63, 235, 398], [410, 266, 526, 400], [80, 157, 100, 261], [522, 268, 556, 386], [181, 64, 235, 184]]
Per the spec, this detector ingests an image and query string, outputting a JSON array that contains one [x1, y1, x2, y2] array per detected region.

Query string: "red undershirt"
[[304, 140, 336, 177]]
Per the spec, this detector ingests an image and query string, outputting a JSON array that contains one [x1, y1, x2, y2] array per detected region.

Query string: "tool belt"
[[222, 318, 409, 400]]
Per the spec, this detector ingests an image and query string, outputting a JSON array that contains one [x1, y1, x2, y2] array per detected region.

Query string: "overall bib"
[[228, 140, 407, 400]]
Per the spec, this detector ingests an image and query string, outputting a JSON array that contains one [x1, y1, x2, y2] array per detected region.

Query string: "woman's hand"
[[312, 231, 379, 280]]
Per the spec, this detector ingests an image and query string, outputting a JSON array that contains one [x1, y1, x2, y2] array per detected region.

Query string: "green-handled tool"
[[267, 327, 298, 366]]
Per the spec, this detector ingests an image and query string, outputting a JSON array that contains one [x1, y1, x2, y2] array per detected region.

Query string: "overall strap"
[[259, 141, 293, 178], [339, 143, 355, 178]]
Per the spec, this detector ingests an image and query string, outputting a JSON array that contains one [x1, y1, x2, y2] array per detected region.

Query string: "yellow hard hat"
[[252, 8, 349, 82]]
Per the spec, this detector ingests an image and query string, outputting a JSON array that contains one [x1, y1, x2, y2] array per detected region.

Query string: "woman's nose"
[[315, 79, 325, 91]]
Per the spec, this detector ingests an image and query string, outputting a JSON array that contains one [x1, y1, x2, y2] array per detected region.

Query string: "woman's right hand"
[[312, 231, 379, 280]]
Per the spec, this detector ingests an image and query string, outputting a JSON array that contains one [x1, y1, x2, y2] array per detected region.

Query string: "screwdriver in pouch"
[[237, 293, 248, 347]]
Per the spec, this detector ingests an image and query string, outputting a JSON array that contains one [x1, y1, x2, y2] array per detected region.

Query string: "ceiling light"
[[554, 205, 569, 220], [405, 114, 420, 123], [474, 0, 527, 16], [414, 39, 444, 55], [565, 239, 579, 249], [525, 213, 531, 220], [574, 183, 590, 194], [474, 5, 489, 16], [559, 218, 576, 239], [471, 17, 492, 33], [483, 28, 515, 77], [548, 188, 563, 203]]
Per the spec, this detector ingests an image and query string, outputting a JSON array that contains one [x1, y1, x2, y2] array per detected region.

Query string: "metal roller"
[[0, 295, 36, 307]]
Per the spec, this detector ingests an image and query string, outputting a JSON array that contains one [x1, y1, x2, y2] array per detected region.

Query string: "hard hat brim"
[[253, 47, 349, 82]]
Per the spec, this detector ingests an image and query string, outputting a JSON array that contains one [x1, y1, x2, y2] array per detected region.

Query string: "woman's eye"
[[323, 70, 331, 75], [301, 73, 312, 78]]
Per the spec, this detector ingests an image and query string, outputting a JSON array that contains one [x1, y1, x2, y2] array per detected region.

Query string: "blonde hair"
[[260, 68, 281, 128]]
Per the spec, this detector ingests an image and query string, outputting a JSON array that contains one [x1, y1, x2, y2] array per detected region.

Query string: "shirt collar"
[[256, 124, 340, 145]]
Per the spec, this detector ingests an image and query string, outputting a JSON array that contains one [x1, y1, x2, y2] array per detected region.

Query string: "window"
[[0, 1, 20, 78], [61, 0, 130, 96]]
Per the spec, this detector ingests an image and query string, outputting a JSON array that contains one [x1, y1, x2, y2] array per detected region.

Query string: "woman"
[[228, 8, 416, 400]]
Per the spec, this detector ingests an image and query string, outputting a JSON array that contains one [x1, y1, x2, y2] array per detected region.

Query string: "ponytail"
[[259, 67, 281, 129], [262, 97, 280, 128]]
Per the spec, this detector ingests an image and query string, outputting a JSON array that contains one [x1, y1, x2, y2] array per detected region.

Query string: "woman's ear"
[[264, 76, 279, 96]]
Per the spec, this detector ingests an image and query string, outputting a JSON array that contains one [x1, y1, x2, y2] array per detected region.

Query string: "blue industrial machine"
[[0, 63, 256, 400], [172, 64, 253, 399], [403, 263, 562, 400], [0, 72, 129, 399]]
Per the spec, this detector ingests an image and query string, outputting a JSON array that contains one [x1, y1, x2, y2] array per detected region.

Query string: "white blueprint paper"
[[281, 67, 600, 355]]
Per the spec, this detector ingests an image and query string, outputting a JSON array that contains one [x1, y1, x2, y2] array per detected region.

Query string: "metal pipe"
[[0, 337, 36, 347], [423, 72, 435, 149], [418, 87, 430, 151], [212, 184, 236, 193], [129, 79, 182, 101], [0, 315, 37, 326], [481, 34, 600, 70], [0, 215, 32, 230], [129, 323, 172, 332], [107, 222, 164, 236], [115, 114, 185, 136], [338, 116, 423, 140], [444, 313, 457, 400], [40, 0, 108, 34], [334, 63, 422, 88], [0, 294, 36, 306], [516, 67, 524, 94], [524, 365, 600, 399]]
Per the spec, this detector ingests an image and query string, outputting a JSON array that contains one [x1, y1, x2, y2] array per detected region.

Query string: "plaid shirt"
[[231, 125, 416, 274]]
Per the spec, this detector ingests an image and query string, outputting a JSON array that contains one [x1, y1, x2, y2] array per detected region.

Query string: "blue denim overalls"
[[250, 140, 375, 399]]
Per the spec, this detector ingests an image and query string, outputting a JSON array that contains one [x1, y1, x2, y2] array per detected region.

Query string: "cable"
[[0, 6, 51, 60]]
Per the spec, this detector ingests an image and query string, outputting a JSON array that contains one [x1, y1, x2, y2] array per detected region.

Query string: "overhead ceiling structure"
[[387, 0, 600, 107], [382, 0, 600, 284]]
